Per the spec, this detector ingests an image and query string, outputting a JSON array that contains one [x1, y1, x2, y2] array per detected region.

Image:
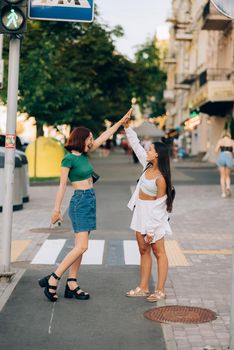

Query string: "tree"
[[0, 20, 166, 135], [1, 19, 134, 135], [132, 37, 167, 118]]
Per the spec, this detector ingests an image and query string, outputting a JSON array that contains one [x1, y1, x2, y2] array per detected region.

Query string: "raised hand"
[[122, 108, 132, 128]]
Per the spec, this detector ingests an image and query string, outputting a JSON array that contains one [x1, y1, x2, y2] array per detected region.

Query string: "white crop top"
[[140, 173, 162, 196]]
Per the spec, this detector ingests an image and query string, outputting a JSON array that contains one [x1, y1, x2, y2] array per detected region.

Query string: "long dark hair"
[[65, 127, 91, 153], [153, 142, 173, 212]]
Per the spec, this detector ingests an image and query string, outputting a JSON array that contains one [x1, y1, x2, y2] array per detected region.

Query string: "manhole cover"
[[144, 306, 217, 324], [30, 227, 71, 234]]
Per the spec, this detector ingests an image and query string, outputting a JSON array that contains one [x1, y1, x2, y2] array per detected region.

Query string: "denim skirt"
[[68, 188, 96, 233], [217, 152, 233, 169]]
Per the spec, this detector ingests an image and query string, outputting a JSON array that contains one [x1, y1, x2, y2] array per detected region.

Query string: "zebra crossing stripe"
[[30, 239, 189, 267], [82, 240, 105, 265], [123, 240, 140, 265], [31, 239, 66, 265]]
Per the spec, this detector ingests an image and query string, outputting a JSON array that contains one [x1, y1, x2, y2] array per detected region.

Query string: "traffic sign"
[[211, 0, 234, 19], [28, 0, 94, 22]]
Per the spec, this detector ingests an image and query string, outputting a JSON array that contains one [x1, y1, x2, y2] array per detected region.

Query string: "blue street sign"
[[28, 0, 94, 23]]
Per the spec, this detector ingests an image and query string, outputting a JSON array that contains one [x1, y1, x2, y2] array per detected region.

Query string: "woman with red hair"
[[38, 109, 132, 302]]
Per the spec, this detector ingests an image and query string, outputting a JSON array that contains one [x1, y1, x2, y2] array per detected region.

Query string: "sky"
[[95, 0, 171, 60]]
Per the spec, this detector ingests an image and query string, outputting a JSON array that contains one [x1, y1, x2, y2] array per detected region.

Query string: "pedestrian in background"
[[124, 118, 173, 302], [103, 138, 112, 157], [38, 109, 132, 302], [215, 130, 234, 198]]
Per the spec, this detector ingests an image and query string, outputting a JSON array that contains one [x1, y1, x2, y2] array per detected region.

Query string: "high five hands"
[[122, 108, 132, 128]]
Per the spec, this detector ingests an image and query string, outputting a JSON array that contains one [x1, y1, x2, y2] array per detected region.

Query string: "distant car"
[[0, 135, 26, 152]]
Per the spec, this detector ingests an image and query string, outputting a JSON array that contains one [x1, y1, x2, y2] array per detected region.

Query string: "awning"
[[189, 81, 234, 116], [133, 121, 165, 138]]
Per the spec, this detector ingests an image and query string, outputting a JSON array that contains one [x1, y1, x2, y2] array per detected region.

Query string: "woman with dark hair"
[[124, 119, 172, 302], [38, 109, 132, 302]]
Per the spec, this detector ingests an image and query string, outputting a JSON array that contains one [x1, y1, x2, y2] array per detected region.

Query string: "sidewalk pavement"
[[0, 148, 233, 350]]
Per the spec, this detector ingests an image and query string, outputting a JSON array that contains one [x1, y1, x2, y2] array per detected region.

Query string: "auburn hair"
[[65, 127, 91, 153]]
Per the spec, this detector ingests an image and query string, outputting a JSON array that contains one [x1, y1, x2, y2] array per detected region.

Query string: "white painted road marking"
[[31, 239, 105, 265], [82, 240, 105, 265], [31, 239, 189, 267], [123, 240, 140, 265], [31, 239, 66, 265]]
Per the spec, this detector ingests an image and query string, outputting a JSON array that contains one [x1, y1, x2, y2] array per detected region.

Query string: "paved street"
[[0, 149, 233, 350]]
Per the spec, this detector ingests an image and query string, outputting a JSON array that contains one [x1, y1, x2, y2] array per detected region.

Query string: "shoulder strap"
[[136, 163, 152, 184], [143, 163, 152, 174]]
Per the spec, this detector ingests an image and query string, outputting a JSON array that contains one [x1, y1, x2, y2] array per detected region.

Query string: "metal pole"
[[0, 37, 21, 276], [230, 239, 234, 349], [0, 35, 4, 88], [230, 104, 234, 349], [0, 34, 3, 56]]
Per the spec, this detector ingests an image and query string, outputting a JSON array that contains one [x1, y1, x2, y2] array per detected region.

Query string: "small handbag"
[[92, 171, 100, 183]]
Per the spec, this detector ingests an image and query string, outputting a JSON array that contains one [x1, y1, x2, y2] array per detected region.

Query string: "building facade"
[[164, 0, 234, 162]]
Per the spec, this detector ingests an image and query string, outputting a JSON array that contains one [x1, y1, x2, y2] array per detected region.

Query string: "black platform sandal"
[[38, 272, 61, 302], [64, 278, 90, 300]]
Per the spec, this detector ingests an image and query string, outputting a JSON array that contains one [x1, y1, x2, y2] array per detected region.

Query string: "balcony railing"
[[199, 69, 231, 87], [175, 31, 193, 41], [176, 74, 197, 85], [202, 1, 231, 30], [164, 55, 176, 64], [166, 10, 191, 27]]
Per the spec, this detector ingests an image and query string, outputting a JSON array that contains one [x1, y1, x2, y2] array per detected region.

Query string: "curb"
[[0, 269, 25, 312]]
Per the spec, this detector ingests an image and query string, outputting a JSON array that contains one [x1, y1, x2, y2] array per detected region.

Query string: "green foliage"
[[1, 19, 133, 135], [0, 18, 166, 135], [133, 37, 166, 117]]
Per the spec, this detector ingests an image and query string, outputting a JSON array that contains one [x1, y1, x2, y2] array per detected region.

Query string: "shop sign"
[[189, 87, 208, 109], [208, 83, 234, 102], [184, 116, 201, 131]]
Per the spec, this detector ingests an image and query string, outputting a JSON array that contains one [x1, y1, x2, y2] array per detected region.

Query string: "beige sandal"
[[126, 286, 150, 297], [146, 290, 166, 302]]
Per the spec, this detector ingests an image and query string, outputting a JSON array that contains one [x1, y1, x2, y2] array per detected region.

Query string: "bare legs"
[[48, 232, 88, 294], [219, 166, 232, 197], [136, 232, 152, 291], [151, 238, 168, 293], [225, 167, 232, 195], [67, 255, 83, 290], [219, 167, 226, 196], [136, 232, 168, 293]]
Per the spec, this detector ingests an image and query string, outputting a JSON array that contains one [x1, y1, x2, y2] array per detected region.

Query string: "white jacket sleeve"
[[124, 127, 147, 167]]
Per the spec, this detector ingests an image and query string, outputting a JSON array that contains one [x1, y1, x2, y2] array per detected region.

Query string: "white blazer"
[[125, 127, 172, 236]]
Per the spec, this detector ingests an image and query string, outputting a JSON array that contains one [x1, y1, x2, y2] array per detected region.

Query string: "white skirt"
[[130, 199, 166, 241]]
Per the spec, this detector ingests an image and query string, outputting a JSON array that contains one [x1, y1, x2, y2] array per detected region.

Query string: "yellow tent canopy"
[[26, 137, 65, 178]]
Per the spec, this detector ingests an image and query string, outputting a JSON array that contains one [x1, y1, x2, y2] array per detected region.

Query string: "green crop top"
[[61, 153, 93, 182]]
